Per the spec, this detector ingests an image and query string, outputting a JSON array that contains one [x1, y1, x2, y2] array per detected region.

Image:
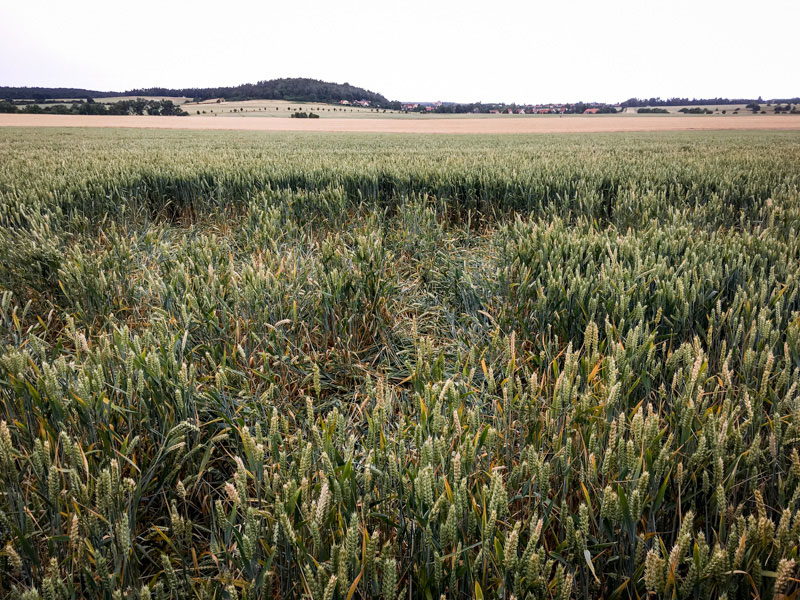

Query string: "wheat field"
[[1, 128, 799, 599]]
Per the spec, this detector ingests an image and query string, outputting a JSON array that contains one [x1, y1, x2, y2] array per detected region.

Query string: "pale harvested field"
[[182, 98, 404, 117], [2, 113, 800, 134]]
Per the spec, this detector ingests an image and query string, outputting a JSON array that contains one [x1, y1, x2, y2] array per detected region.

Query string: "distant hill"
[[0, 78, 394, 107], [130, 78, 392, 106]]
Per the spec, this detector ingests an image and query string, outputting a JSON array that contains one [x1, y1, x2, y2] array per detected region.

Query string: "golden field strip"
[[2, 112, 800, 133]]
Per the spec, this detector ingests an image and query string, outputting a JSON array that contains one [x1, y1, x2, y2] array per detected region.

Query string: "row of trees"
[[0, 98, 188, 116], [621, 96, 800, 107]]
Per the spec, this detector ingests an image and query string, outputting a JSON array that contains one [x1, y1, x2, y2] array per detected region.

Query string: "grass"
[[0, 128, 799, 599]]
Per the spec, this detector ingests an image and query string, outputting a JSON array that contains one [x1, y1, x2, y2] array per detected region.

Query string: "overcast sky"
[[1, 0, 797, 104]]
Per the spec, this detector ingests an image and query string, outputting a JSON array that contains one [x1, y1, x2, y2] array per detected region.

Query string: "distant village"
[[340, 99, 618, 114], [339, 99, 374, 108]]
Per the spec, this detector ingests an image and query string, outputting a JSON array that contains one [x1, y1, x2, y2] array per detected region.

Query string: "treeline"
[[3, 82, 797, 112], [0, 98, 188, 116], [621, 96, 800, 107], [0, 86, 119, 100]]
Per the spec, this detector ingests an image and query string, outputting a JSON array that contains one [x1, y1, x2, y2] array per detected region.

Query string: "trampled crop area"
[[1, 128, 799, 599]]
